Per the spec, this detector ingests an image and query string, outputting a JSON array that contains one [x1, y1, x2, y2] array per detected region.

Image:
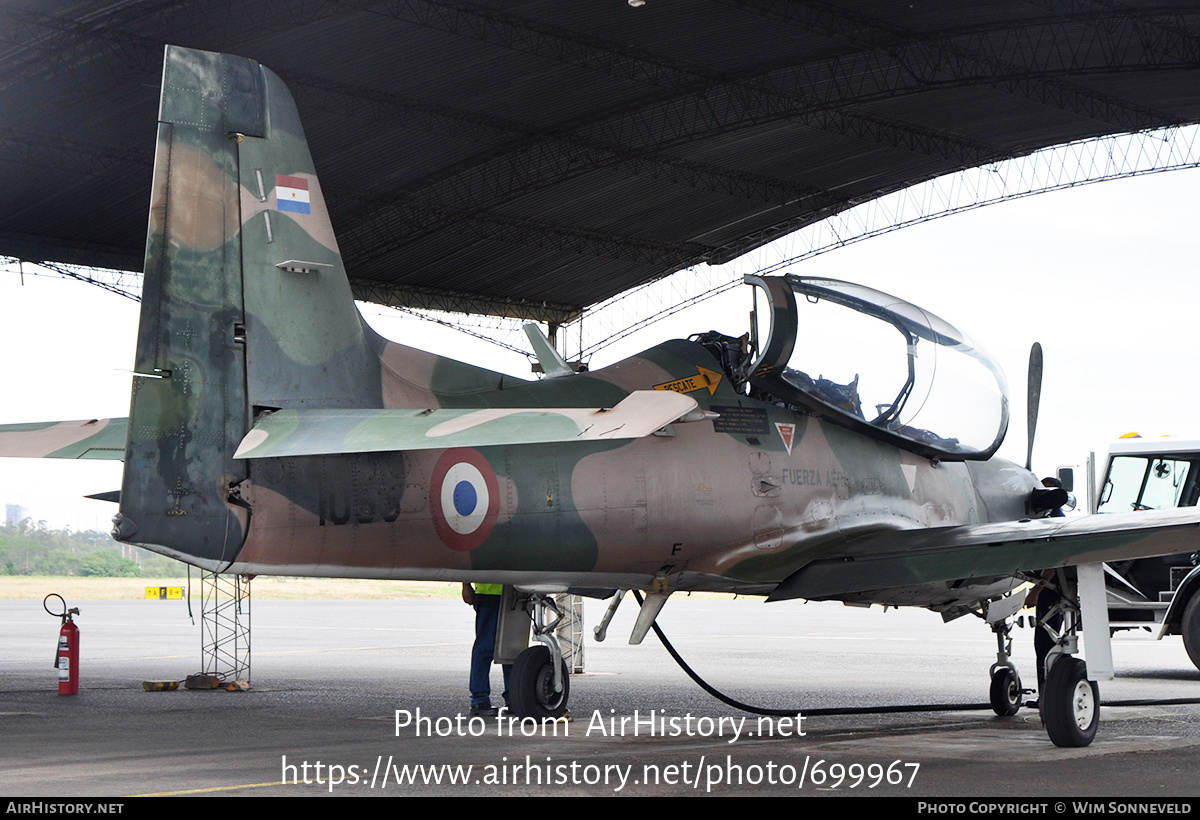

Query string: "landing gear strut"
[[509, 592, 570, 720], [985, 595, 1028, 717], [1034, 571, 1100, 748]]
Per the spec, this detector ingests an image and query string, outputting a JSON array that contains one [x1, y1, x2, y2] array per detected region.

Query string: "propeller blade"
[[1026, 342, 1043, 472]]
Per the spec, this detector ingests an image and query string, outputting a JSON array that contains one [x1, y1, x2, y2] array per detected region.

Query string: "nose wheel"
[[987, 614, 1026, 717], [989, 666, 1022, 717]]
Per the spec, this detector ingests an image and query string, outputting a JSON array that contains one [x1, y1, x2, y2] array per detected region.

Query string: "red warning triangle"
[[775, 422, 795, 455]]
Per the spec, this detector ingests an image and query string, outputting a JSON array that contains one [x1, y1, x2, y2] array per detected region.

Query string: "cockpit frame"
[[744, 275, 1010, 462]]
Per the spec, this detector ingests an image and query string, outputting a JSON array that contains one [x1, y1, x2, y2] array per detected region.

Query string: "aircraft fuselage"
[[217, 336, 1037, 611]]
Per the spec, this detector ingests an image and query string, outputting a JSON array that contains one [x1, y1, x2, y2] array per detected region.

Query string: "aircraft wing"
[[233, 390, 700, 459], [0, 419, 127, 460], [769, 508, 1200, 601]]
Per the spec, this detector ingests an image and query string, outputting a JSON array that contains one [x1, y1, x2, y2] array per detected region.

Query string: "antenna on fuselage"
[[1025, 342, 1043, 472]]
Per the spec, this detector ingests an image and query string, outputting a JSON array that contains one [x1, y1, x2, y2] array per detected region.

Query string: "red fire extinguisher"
[[44, 594, 80, 696]]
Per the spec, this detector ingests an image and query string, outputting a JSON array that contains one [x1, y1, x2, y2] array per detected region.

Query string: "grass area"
[[0, 576, 464, 601]]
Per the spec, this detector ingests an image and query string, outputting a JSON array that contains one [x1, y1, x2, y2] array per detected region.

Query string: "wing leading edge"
[[768, 508, 1200, 602]]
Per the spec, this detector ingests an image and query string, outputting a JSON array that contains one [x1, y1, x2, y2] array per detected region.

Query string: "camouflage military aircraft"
[[4, 45, 1199, 748]]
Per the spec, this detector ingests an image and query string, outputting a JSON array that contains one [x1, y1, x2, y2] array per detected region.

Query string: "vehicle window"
[[1099, 455, 1199, 512], [1097, 456, 1148, 513], [1140, 458, 1193, 510]]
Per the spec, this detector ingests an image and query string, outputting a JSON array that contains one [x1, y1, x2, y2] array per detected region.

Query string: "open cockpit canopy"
[[744, 276, 1009, 461]]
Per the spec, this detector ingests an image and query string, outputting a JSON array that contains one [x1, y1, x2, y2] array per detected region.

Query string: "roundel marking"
[[430, 448, 500, 551]]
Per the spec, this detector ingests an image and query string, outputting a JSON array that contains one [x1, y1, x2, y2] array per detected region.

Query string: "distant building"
[[5, 503, 28, 527]]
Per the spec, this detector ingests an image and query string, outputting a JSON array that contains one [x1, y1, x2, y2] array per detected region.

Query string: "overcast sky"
[[3, 166, 1199, 529]]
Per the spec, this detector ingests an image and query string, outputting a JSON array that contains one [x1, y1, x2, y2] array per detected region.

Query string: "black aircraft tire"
[[1042, 657, 1099, 747], [510, 645, 569, 720], [1181, 593, 1200, 673], [989, 667, 1021, 717]]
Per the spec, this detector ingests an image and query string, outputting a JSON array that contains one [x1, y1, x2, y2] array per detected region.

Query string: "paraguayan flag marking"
[[275, 174, 311, 215]]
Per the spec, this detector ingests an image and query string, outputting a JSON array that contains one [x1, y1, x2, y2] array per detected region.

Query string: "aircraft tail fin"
[[118, 45, 383, 567]]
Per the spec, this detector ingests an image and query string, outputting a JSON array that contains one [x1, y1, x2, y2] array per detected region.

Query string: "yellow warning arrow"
[[653, 365, 723, 396]]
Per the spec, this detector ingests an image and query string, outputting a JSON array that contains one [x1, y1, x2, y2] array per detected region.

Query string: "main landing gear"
[[507, 585, 654, 720], [509, 592, 570, 720], [986, 574, 1100, 747], [1041, 655, 1099, 747]]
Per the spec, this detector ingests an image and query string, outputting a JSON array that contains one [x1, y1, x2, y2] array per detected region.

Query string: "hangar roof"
[[3, 1, 1200, 321]]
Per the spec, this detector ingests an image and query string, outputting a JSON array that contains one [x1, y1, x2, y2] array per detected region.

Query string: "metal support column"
[[200, 572, 251, 683], [555, 593, 585, 674]]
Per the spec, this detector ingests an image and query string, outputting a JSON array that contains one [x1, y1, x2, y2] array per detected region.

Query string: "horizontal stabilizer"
[[0, 418, 127, 460], [85, 490, 122, 503], [234, 390, 698, 459], [768, 507, 1200, 602]]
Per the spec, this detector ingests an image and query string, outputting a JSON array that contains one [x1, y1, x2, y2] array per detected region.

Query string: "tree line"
[[0, 519, 188, 577]]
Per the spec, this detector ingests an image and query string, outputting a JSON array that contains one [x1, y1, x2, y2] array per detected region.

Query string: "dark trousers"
[[1035, 586, 1062, 691], [470, 593, 512, 707]]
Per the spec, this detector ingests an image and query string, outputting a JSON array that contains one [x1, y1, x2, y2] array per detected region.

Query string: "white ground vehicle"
[[1070, 436, 1200, 670]]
